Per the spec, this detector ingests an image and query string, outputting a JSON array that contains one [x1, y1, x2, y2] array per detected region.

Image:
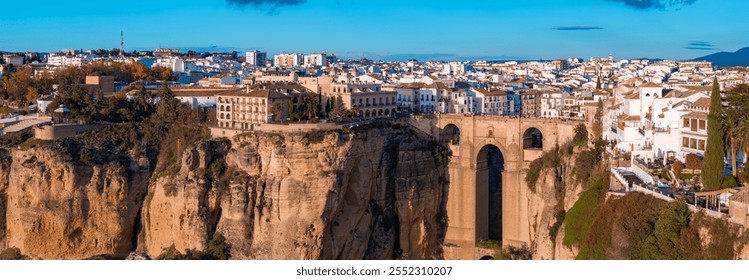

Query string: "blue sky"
[[0, 0, 747, 60]]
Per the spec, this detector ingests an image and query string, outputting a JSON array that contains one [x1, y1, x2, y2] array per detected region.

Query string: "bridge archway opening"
[[479, 255, 494, 260], [476, 144, 504, 242], [441, 124, 461, 145], [522, 127, 543, 149]]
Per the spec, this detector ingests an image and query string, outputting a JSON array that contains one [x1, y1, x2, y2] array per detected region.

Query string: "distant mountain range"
[[694, 47, 749, 67]]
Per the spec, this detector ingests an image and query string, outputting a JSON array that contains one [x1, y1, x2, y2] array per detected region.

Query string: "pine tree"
[[702, 77, 724, 190]]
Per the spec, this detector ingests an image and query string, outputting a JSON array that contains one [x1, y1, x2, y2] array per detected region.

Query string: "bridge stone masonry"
[[408, 115, 582, 259]]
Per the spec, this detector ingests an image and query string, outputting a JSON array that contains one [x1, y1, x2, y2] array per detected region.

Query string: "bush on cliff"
[[156, 234, 230, 260], [573, 124, 588, 147], [573, 146, 603, 185], [562, 170, 607, 248], [571, 191, 742, 260], [0, 247, 25, 260], [525, 145, 563, 192]]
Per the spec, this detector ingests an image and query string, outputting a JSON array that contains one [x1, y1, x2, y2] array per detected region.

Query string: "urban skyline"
[[1, 0, 748, 60]]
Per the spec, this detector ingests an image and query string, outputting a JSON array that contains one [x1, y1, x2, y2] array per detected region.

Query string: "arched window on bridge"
[[441, 124, 461, 145], [523, 128, 543, 149]]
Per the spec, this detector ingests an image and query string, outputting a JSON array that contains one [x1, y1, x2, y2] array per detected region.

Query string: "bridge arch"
[[475, 144, 504, 242], [441, 123, 461, 145], [522, 127, 544, 149]]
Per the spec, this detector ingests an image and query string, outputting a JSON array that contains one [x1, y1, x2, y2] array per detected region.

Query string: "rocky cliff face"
[[525, 148, 584, 260], [0, 125, 448, 260], [1, 144, 151, 260], [143, 127, 448, 259]]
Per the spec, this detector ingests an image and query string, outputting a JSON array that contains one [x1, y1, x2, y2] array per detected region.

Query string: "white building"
[[540, 89, 564, 118], [304, 53, 328, 67], [470, 88, 506, 115], [153, 56, 185, 73], [3, 54, 23, 66], [245, 50, 267, 67], [441, 62, 469, 76], [46, 53, 90, 67], [274, 53, 303, 67]]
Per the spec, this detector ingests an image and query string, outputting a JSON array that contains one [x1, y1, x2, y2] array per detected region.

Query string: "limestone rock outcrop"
[[0, 125, 448, 260], [142, 127, 448, 259], [526, 150, 582, 260], [2, 146, 150, 259]]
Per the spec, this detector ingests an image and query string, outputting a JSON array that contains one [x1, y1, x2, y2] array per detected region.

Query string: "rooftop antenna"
[[119, 31, 124, 57]]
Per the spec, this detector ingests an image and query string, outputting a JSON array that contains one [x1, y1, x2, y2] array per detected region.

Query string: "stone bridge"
[[411, 115, 582, 259]]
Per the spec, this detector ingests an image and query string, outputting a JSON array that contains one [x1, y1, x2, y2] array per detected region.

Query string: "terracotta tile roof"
[[624, 92, 640, 99], [692, 97, 711, 108], [395, 82, 427, 89], [682, 111, 708, 119], [663, 89, 700, 99], [640, 82, 662, 88], [173, 88, 241, 97], [619, 114, 641, 122]]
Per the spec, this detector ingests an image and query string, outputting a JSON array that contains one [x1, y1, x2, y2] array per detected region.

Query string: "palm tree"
[[725, 84, 749, 176]]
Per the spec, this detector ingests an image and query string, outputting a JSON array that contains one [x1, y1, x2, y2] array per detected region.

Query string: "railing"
[[611, 168, 630, 188], [631, 183, 674, 202], [631, 161, 655, 184], [617, 175, 732, 222]]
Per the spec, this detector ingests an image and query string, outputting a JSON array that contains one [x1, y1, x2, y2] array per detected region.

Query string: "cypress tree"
[[702, 77, 724, 190], [288, 98, 296, 122]]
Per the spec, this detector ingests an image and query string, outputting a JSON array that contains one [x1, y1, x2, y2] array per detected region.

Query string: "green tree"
[[133, 62, 152, 81], [702, 78, 725, 190], [325, 98, 331, 116], [639, 202, 691, 259], [5, 68, 34, 105], [46, 97, 60, 114], [156, 81, 173, 100], [305, 92, 318, 120], [686, 153, 702, 170], [288, 97, 296, 122], [270, 101, 285, 122], [724, 84, 749, 177], [152, 66, 173, 81], [573, 124, 588, 146], [673, 161, 684, 177]]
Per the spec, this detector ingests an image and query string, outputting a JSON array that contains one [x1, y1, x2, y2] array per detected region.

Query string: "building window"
[[683, 118, 689, 128], [698, 140, 705, 150], [699, 120, 706, 130], [691, 138, 698, 149], [682, 137, 689, 147]]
